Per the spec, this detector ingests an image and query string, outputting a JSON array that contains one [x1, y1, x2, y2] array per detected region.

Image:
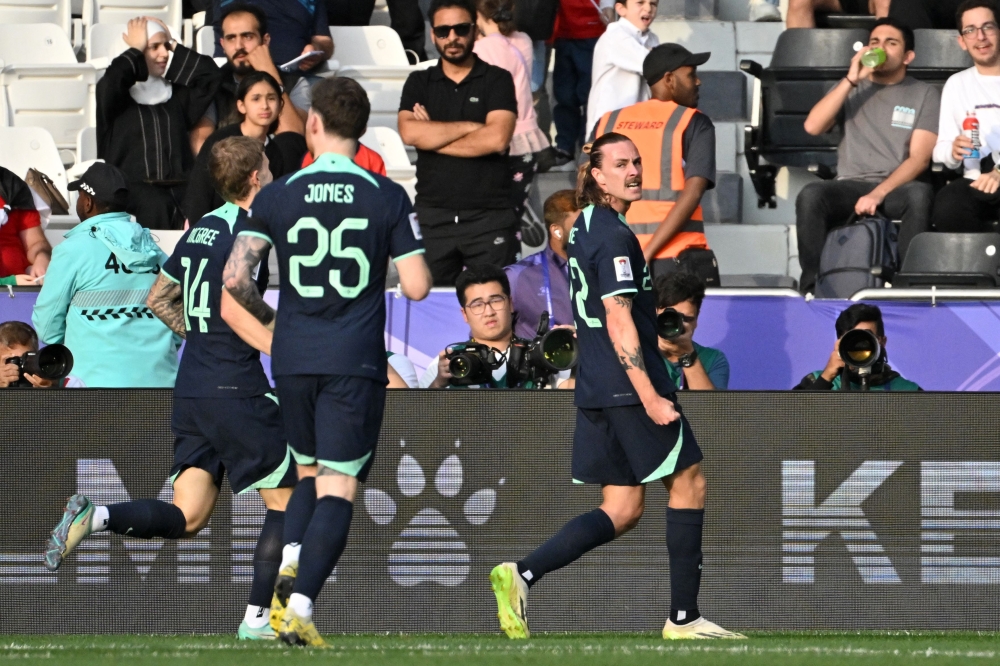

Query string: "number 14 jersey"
[[162, 202, 272, 398], [242, 152, 424, 380]]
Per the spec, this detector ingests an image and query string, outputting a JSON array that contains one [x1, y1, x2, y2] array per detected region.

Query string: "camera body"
[[4, 344, 74, 387], [445, 312, 578, 389]]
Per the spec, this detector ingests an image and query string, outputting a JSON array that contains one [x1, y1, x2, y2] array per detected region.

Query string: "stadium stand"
[[0, 23, 97, 168], [0, 0, 80, 50], [360, 125, 416, 202], [81, 0, 192, 48], [893, 232, 1000, 288]]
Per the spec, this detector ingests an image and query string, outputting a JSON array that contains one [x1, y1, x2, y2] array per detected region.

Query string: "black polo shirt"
[[399, 54, 518, 213]]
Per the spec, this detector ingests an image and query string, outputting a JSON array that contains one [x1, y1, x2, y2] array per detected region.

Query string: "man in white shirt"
[[586, 0, 660, 139], [931, 0, 1000, 233]]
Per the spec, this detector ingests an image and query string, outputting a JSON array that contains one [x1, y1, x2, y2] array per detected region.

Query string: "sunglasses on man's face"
[[432, 22, 473, 39]]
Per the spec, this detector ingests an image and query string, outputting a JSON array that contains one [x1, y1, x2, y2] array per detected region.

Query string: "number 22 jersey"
[[242, 151, 424, 381]]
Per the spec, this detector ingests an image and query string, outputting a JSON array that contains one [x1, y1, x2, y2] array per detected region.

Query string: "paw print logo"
[[364, 441, 498, 586]]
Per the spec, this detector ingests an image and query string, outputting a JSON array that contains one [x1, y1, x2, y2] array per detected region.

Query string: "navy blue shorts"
[[572, 403, 703, 486], [274, 374, 386, 483], [171, 393, 295, 495]]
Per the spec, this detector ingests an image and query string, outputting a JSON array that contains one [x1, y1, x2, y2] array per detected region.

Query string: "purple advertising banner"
[[4, 289, 1000, 390]]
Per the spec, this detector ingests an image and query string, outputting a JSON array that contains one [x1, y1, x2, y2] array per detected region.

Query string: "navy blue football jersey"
[[567, 204, 676, 408], [241, 151, 424, 380], [162, 202, 272, 398]]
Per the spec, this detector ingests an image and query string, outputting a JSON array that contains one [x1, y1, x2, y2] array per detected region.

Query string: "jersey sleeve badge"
[[614, 256, 633, 282]]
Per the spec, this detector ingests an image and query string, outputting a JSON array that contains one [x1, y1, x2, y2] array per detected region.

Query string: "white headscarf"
[[129, 21, 174, 106]]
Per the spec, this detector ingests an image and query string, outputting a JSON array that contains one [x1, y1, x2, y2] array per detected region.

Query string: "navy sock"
[[516, 508, 616, 588], [292, 496, 354, 601], [248, 509, 284, 608], [283, 477, 316, 546], [667, 507, 703, 624], [106, 500, 187, 539]]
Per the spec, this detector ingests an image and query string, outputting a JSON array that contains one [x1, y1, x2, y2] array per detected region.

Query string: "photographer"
[[794, 303, 920, 391], [0, 321, 81, 388], [654, 272, 728, 390], [420, 263, 570, 388]]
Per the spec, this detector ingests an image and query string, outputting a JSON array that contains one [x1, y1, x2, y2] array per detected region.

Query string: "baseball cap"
[[643, 44, 711, 86], [68, 162, 129, 207]]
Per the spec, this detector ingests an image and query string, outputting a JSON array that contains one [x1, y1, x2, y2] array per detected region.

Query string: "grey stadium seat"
[[893, 232, 1000, 288]]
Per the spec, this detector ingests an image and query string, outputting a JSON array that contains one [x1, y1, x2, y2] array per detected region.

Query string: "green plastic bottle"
[[861, 47, 886, 69]]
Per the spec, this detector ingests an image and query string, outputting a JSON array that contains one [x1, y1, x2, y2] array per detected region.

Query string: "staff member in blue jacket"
[[31, 163, 180, 387]]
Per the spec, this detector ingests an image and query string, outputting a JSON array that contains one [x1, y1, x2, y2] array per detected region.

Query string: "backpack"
[[814, 214, 899, 299]]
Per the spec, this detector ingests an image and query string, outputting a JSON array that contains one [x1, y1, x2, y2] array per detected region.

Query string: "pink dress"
[[473, 31, 550, 156]]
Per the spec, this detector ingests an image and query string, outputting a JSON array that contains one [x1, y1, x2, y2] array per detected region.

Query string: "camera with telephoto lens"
[[657, 308, 687, 341], [446, 342, 506, 386], [4, 344, 74, 387], [506, 311, 578, 389], [837, 328, 883, 391]]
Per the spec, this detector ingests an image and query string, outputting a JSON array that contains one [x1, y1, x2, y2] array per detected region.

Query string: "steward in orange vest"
[[592, 44, 720, 285]]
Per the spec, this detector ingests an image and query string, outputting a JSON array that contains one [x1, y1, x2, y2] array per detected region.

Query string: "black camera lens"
[[839, 329, 880, 369], [657, 309, 685, 340], [449, 354, 477, 379], [540, 329, 577, 371]]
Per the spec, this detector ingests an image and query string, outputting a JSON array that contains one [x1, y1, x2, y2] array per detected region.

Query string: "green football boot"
[[490, 562, 530, 639], [45, 494, 96, 571], [238, 620, 277, 640]]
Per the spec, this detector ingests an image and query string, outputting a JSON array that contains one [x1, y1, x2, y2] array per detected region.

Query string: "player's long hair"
[[576, 132, 634, 209]]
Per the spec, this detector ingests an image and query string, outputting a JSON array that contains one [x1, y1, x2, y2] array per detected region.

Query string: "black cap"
[[68, 162, 129, 207], [643, 44, 711, 86]]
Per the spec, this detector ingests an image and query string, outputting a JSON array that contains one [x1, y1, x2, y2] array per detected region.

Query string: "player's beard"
[[439, 39, 473, 65]]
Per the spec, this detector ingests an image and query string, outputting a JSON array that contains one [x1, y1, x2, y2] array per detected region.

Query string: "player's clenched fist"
[[644, 395, 680, 425]]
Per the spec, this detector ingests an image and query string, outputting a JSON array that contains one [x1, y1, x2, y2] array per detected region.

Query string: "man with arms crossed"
[[223, 77, 432, 647], [489, 132, 742, 640], [44, 136, 295, 640]]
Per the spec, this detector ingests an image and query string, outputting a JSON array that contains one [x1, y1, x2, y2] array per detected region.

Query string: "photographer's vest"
[[594, 99, 709, 259]]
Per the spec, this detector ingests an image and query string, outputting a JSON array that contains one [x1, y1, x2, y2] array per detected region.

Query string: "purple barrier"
[[5, 289, 1000, 390]]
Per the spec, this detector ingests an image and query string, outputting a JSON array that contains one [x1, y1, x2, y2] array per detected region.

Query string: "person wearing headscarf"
[[184, 70, 307, 224], [96, 16, 222, 230]]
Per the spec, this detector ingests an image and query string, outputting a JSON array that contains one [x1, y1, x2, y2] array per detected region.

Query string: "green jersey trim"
[[318, 451, 373, 478], [640, 424, 684, 484], [160, 267, 180, 284], [241, 446, 293, 493], [582, 205, 594, 232], [393, 248, 426, 263], [237, 230, 274, 245], [207, 201, 241, 232], [290, 448, 316, 466], [286, 151, 380, 188], [601, 287, 638, 300]]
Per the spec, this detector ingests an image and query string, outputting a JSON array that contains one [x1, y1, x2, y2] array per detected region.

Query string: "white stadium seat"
[[86, 22, 129, 65], [330, 25, 409, 67], [0, 22, 77, 65], [0, 126, 69, 199], [0, 0, 71, 35], [82, 0, 191, 47], [196, 25, 215, 56], [360, 126, 415, 201]]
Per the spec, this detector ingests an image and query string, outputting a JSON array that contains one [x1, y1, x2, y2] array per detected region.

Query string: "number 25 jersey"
[[242, 152, 424, 380]]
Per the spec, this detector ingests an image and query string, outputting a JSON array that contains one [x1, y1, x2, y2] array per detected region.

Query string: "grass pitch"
[[3, 632, 999, 665]]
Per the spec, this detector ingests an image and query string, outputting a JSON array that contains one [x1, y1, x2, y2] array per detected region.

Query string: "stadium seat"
[[0, 126, 69, 199], [330, 25, 411, 67], [85, 23, 128, 68], [650, 20, 737, 70], [0, 0, 79, 50], [196, 25, 215, 56], [893, 233, 1000, 288], [81, 0, 191, 48], [741, 28, 868, 208], [360, 126, 416, 202], [909, 29, 973, 86]]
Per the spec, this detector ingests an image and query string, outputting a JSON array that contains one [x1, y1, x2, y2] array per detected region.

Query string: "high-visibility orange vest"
[[594, 99, 709, 260]]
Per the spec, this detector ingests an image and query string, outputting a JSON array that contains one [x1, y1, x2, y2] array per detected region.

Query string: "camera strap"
[[541, 254, 555, 325]]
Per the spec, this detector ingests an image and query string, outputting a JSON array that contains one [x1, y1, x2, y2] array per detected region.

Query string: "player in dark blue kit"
[[490, 133, 744, 640], [44, 136, 296, 640], [223, 77, 432, 647]]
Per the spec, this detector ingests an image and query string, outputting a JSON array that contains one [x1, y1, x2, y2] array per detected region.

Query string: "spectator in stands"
[[31, 163, 179, 388], [654, 272, 728, 390], [327, 0, 427, 62], [474, 0, 551, 240], [888, 0, 964, 29], [786, 0, 888, 28], [209, 3, 306, 135], [421, 263, 569, 387], [212, 0, 333, 81], [586, 0, 660, 141], [0, 167, 50, 282], [794, 303, 920, 390], [185, 71, 308, 224], [797, 18, 938, 295], [931, 0, 1000, 234], [97, 17, 221, 230], [388, 351, 419, 387], [398, 0, 518, 286], [549, 0, 609, 169], [505, 190, 576, 339], [591, 44, 719, 286]]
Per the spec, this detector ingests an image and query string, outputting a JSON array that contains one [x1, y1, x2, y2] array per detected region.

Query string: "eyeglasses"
[[961, 22, 999, 38], [464, 295, 507, 315], [432, 22, 473, 39]]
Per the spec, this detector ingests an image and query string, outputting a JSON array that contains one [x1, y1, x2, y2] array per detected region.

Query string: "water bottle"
[[963, 111, 982, 179], [861, 47, 886, 69]]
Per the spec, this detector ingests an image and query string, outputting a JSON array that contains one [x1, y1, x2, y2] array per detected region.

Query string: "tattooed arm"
[[146, 273, 187, 338], [603, 293, 679, 425], [222, 234, 275, 328]]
